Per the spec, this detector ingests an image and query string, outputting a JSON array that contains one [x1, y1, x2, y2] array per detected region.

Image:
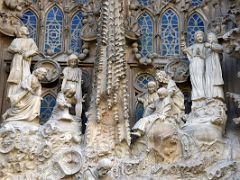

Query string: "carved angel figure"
[[182, 31, 206, 108], [62, 54, 83, 118], [7, 26, 38, 99], [2, 68, 47, 122], [137, 81, 159, 117], [205, 32, 224, 100]]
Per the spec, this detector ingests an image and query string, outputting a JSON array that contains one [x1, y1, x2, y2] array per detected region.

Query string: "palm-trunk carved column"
[[85, 0, 131, 158]]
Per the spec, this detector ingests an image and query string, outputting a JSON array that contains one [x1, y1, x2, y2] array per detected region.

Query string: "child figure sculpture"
[[62, 54, 83, 118]]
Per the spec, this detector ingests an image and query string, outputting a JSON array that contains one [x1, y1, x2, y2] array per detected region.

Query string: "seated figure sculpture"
[[132, 87, 170, 137], [2, 67, 47, 124], [137, 81, 159, 117]]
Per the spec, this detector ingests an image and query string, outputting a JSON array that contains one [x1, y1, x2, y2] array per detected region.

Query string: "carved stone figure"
[[132, 87, 170, 137], [182, 31, 206, 108], [50, 84, 77, 121], [82, 158, 112, 180], [62, 54, 83, 118], [156, 70, 185, 119], [205, 32, 224, 100], [7, 26, 38, 99], [2, 67, 47, 123], [137, 81, 159, 117]]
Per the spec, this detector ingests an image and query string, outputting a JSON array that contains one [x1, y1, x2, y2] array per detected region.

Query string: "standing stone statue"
[[182, 31, 206, 108], [205, 32, 224, 100], [137, 81, 159, 117], [2, 68, 47, 123], [62, 54, 83, 118], [7, 26, 38, 99]]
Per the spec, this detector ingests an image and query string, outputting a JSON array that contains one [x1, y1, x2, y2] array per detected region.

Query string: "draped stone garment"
[[205, 43, 224, 100], [186, 43, 206, 101], [7, 38, 38, 98], [62, 67, 82, 117], [3, 74, 42, 122]]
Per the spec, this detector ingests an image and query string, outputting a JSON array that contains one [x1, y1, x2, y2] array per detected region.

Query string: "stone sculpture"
[[62, 54, 83, 118], [50, 84, 77, 121], [205, 32, 224, 100], [156, 70, 185, 119], [137, 81, 159, 117], [132, 87, 170, 137], [182, 31, 206, 109], [7, 26, 38, 99], [2, 67, 47, 124], [82, 158, 112, 180]]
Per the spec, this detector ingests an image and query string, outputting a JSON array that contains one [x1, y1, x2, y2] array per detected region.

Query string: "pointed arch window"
[[138, 0, 151, 6], [187, 13, 205, 46], [192, 0, 203, 7], [22, 10, 38, 43], [138, 13, 154, 57], [160, 9, 179, 56], [70, 11, 84, 54], [40, 94, 56, 124], [44, 6, 63, 54]]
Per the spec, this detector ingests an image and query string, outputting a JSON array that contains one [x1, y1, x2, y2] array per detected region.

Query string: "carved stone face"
[[69, 59, 78, 68], [20, 27, 30, 36], [147, 83, 156, 94], [65, 89, 76, 98], [195, 33, 204, 43], [37, 72, 47, 81]]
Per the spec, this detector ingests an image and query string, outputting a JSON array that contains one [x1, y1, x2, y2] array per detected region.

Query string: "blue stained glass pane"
[[22, 10, 38, 43], [138, 0, 150, 6], [135, 102, 144, 121], [73, 0, 88, 4], [70, 11, 84, 54], [138, 13, 153, 57], [44, 6, 63, 53], [187, 13, 205, 46], [136, 73, 155, 90], [160, 9, 179, 56], [192, 0, 203, 7], [40, 94, 56, 124]]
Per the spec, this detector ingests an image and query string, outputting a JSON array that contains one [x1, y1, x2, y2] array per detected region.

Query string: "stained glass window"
[[138, 13, 153, 57], [192, 0, 203, 7], [160, 9, 179, 56], [135, 102, 144, 121], [40, 94, 56, 124], [187, 13, 205, 46], [73, 0, 88, 4], [44, 6, 63, 53], [135, 73, 155, 90], [70, 11, 84, 54], [22, 10, 38, 43], [138, 0, 151, 6]]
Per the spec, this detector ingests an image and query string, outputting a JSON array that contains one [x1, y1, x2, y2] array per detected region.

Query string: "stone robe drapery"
[[186, 43, 206, 101], [62, 67, 82, 117], [132, 97, 171, 134], [205, 43, 224, 100], [7, 38, 38, 98], [3, 74, 42, 122], [50, 92, 74, 121]]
